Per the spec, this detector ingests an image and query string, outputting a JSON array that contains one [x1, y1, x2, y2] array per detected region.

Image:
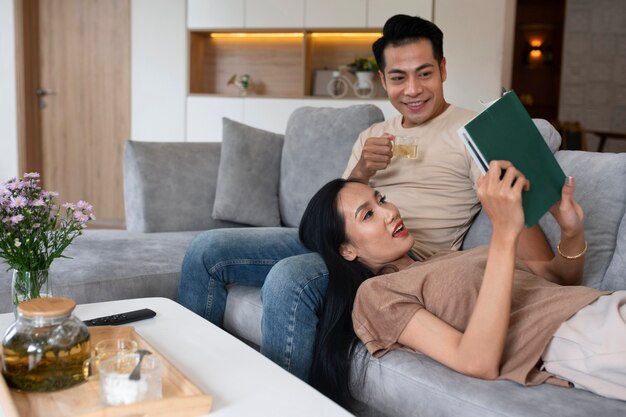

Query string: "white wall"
[[186, 96, 398, 141], [0, 0, 18, 180], [559, 0, 626, 153], [2, 0, 517, 163], [434, 0, 516, 112], [501, 0, 516, 90], [131, 0, 187, 141]]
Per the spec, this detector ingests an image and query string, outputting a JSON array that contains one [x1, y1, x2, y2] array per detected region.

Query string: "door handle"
[[36, 88, 56, 97], [36, 88, 56, 109]]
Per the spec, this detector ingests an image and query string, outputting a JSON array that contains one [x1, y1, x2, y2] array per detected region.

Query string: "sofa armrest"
[[123, 141, 242, 232]]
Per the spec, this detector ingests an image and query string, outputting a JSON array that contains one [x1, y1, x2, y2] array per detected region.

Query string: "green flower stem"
[[12, 270, 49, 305]]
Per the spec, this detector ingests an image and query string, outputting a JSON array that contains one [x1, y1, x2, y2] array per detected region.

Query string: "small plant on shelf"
[[347, 57, 379, 73]]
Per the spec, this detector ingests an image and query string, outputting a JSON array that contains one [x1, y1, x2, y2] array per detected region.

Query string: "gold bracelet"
[[557, 240, 587, 260]]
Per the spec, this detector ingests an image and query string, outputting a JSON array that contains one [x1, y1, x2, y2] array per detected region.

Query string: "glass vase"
[[11, 269, 51, 316]]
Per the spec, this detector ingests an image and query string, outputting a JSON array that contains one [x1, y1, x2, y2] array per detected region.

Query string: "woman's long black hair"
[[299, 178, 375, 409]]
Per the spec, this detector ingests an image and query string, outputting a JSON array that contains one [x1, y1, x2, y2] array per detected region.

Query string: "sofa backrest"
[[124, 141, 242, 232], [123, 105, 385, 232], [279, 105, 385, 227], [540, 151, 626, 290]]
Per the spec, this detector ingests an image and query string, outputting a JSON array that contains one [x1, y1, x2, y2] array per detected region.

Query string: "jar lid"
[[17, 297, 76, 318]]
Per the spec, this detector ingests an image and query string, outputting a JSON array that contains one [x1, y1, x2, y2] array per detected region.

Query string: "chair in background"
[[585, 129, 626, 152], [555, 121, 588, 151]]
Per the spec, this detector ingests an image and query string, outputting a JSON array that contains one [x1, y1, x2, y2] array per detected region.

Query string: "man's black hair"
[[372, 14, 444, 71]]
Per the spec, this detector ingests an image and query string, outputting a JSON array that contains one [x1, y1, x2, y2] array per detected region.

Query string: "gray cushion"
[[279, 105, 385, 227], [224, 285, 262, 347], [352, 347, 626, 417], [539, 151, 626, 289], [464, 151, 626, 290], [124, 141, 240, 233], [534, 118, 562, 153], [213, 118, 284, 227]]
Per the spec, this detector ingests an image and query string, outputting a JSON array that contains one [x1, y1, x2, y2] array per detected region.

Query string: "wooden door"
[[17, 0, 130, 228]]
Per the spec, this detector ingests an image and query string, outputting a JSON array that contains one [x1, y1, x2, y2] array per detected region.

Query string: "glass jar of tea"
[[1, 297, 91, 392]]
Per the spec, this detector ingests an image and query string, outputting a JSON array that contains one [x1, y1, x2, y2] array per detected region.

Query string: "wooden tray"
[[0, 326, 212, 417]]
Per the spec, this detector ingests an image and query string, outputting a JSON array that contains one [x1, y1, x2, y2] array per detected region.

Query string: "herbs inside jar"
[[2, 297, 91, 392]]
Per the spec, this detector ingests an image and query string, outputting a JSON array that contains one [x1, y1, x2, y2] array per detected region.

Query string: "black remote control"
[[83, 308, 156, 326]]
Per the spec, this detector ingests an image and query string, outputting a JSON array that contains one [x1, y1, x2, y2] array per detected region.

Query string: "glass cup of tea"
[[99, 353, 162, 406], [83, 338, 138, 378], [392, 135, 419, 159]]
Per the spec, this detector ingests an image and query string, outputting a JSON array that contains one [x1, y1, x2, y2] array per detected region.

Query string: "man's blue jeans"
[[177, 227, 329, 381]]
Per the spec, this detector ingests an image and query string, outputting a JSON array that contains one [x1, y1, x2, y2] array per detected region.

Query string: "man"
[[177, 14, 552, 382]]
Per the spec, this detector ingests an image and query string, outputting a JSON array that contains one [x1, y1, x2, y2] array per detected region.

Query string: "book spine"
[[458, 127, 488, 174]]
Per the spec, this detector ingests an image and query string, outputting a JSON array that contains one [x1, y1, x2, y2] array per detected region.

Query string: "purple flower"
[[10, 196, 27, 208], [10, 214, 24, 224], [31, 198, 46, 207], [42, 191, 59, 199], [75, 211, 93, 225], [2, 172, 95, 268], [7, 180, 28, 190]]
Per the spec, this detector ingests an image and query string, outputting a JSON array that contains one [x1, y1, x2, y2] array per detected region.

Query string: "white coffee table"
[[0, 297, 354, 417]]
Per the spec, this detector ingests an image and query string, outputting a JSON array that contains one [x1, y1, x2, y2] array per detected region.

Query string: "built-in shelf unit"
[[189, 30, 386, 98]]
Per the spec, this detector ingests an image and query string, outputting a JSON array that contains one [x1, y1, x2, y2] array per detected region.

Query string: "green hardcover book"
[[457, 90, 565, 227]]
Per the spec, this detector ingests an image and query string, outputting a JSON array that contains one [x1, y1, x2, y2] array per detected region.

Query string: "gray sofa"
[[2, 105, 626, 416]]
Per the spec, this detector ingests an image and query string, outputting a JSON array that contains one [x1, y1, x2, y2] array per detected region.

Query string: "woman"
[[299, 160, 625, 409]]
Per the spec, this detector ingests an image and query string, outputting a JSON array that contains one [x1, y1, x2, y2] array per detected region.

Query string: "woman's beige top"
[[352, 246, 609, 386]]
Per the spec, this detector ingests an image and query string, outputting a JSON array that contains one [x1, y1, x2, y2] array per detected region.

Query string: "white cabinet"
[[243, 99, 303, 133], [305, 0, 367, 28], [186, 96, 398, 140], [187, 0, 433, 30], [305, 98, 398, 122], [187, 0, 245, 29], [367, 0, 433, 28], [246, 0, 304, 28], [188, 0, 302, 29], [244, 97, 398, 134], [186, 96, 244, 141]]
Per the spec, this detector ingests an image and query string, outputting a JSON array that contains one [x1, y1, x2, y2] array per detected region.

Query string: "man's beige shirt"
[[342, 105, 482, 260]]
